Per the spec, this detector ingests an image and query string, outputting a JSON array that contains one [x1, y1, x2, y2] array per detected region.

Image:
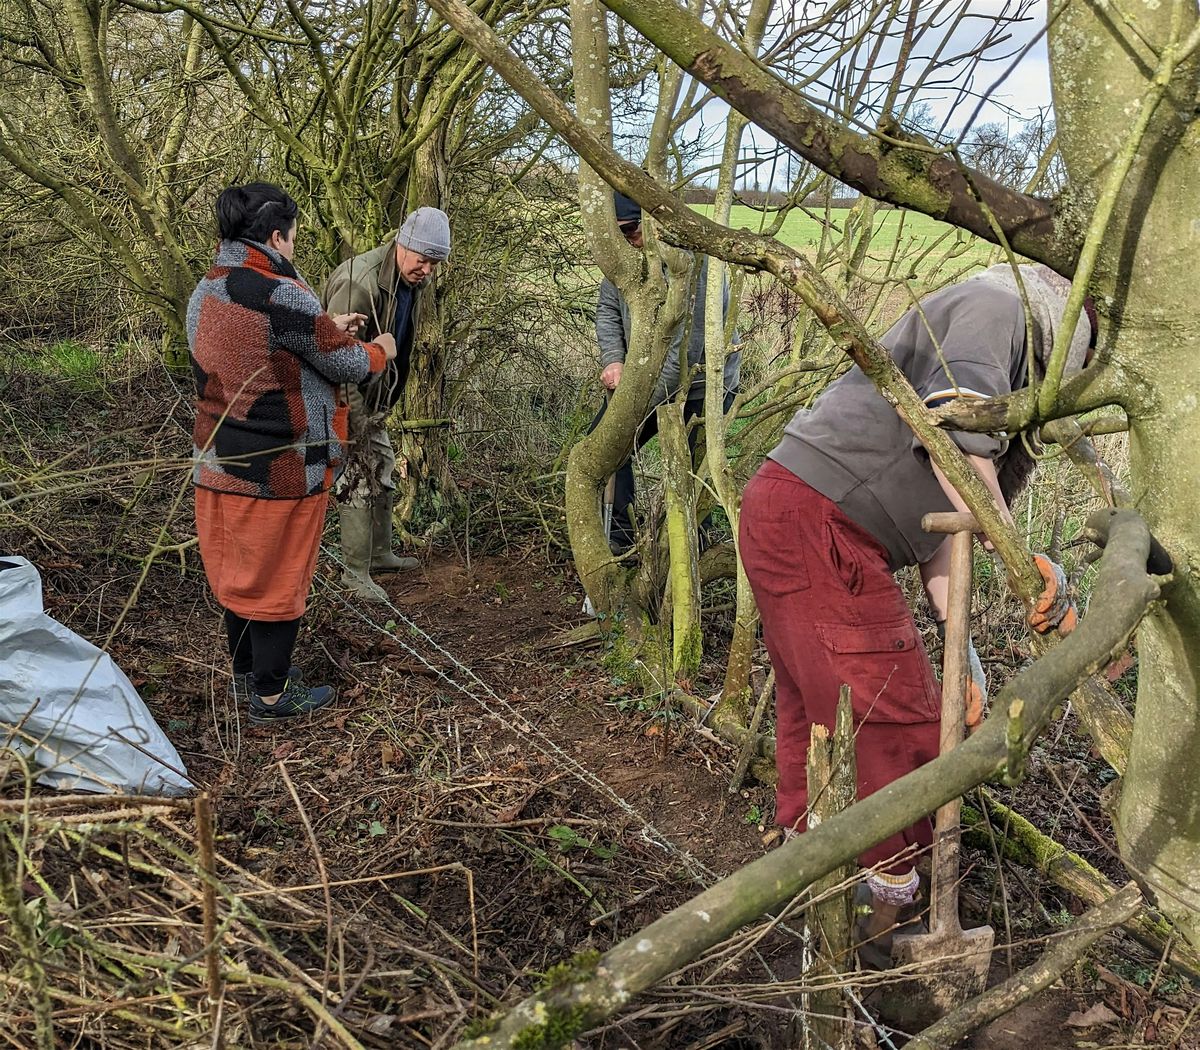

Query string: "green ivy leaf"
[[547, 824, 586, 851]]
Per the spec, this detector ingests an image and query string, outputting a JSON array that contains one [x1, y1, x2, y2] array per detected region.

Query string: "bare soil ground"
[[2, 362, 1197, 1048]]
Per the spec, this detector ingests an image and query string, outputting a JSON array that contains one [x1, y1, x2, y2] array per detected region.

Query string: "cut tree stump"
[[796, 686, 857, 1050]]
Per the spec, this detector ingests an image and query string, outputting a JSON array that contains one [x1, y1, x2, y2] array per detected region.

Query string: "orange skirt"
[[194, 488, 328, 621]]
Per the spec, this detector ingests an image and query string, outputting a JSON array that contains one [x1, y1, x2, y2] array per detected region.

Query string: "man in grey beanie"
[[321, 208, 451, 601]]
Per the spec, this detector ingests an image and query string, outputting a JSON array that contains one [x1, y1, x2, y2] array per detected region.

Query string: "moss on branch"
[[964, 790, 1200, 979]]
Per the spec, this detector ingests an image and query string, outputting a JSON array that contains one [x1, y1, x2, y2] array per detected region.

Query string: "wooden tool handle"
[[931, 527, 973, 936], [922, 511, 980, 535]]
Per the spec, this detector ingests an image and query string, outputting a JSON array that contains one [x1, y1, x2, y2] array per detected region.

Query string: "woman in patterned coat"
[[189, 182, 396, 723]]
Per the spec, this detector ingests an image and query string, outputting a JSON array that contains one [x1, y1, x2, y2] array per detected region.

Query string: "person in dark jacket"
[[321, 209, 452, 601], [190, 182, 396, 723], [591, 192, 740, 553], [740, 264, 1090, 960]]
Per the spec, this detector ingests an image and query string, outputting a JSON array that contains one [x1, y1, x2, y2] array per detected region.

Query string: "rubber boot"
[[338, 504, 389, 603], [371, 492, 418, 572]]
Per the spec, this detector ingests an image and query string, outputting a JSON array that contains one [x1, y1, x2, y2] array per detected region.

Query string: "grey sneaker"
[[230, 666, 301, 701], [248, 680, 335, 725]]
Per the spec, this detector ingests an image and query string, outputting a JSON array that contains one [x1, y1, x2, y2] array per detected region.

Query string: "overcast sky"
[[922, 0, 1051, 123]]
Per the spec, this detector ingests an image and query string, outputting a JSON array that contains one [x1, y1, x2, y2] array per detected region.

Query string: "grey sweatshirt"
[[769, 282, 1029, 571]]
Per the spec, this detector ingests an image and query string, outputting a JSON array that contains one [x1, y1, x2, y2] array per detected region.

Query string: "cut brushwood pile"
[[2, 368, 1197, 1049]]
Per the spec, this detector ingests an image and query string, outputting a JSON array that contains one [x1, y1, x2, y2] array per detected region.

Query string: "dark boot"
[[338, 504, 388, 602], [370, 492, 418, 572]]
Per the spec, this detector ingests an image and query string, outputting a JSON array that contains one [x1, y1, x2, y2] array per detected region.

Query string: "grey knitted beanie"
[[396, 207, 451, 261]]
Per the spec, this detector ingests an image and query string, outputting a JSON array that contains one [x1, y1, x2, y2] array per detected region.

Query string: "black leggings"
[[224, 610, 301, 696]]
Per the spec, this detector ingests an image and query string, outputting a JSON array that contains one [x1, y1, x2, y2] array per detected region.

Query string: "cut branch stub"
[[802, 688, 856, 1049], [930, 365, 1131, 435]]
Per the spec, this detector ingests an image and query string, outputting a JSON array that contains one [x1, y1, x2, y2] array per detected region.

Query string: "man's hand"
[[1028, 554, 1077, 636], [332, 311, 367, 336], [374, 331, 397, 362], [600, 362, 623, 391]]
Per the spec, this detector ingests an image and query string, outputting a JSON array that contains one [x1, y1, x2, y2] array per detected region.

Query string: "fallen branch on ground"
[[965, 790, 1200, 979], [452, 509, 1160, 1049]]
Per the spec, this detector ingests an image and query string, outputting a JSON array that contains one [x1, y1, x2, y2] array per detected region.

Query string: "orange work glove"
[[936, 620, 987, 734], [1028, 554, 1078, 636], [966, 640, 987, 734]]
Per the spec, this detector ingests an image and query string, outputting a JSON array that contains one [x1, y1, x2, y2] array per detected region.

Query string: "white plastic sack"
[[0, 557, 191, 795]]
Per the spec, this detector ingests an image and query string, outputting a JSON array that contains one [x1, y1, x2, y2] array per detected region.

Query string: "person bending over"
[[739, 264, 1091, 956]]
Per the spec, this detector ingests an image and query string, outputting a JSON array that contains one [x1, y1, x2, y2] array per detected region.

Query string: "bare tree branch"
[[426, 0, 1055, 604], [595, 0, 1077, 274], [930, 362, 1131, 433]]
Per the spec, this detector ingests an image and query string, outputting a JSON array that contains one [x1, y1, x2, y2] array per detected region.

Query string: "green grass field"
[[694, 204, 997, 274]]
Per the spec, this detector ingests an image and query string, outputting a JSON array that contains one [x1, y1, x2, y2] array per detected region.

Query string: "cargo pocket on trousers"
[[815, 620, 939, 724], [740, 513, 811, 598]]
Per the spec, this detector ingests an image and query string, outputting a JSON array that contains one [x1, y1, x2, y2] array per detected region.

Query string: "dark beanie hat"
[[614, 191, 641, 224]]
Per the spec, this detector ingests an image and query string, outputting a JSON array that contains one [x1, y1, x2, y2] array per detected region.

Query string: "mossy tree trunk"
[[590, 0, 1200, 951], [1047, 0, 1200, 944], [658, 401, 702, 680], [0, 1, 210, 361], [566, 0, 693, 621]]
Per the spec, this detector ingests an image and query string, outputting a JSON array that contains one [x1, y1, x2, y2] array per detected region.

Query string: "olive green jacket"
[[321, 237, 422, 411]]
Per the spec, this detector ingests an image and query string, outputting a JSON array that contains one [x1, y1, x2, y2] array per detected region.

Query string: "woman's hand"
[[331, 311, 367, 335], [374, 331, 397, 362]]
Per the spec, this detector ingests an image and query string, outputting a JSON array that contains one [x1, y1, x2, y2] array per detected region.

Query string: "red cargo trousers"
[[739, 460, 941, 873]]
